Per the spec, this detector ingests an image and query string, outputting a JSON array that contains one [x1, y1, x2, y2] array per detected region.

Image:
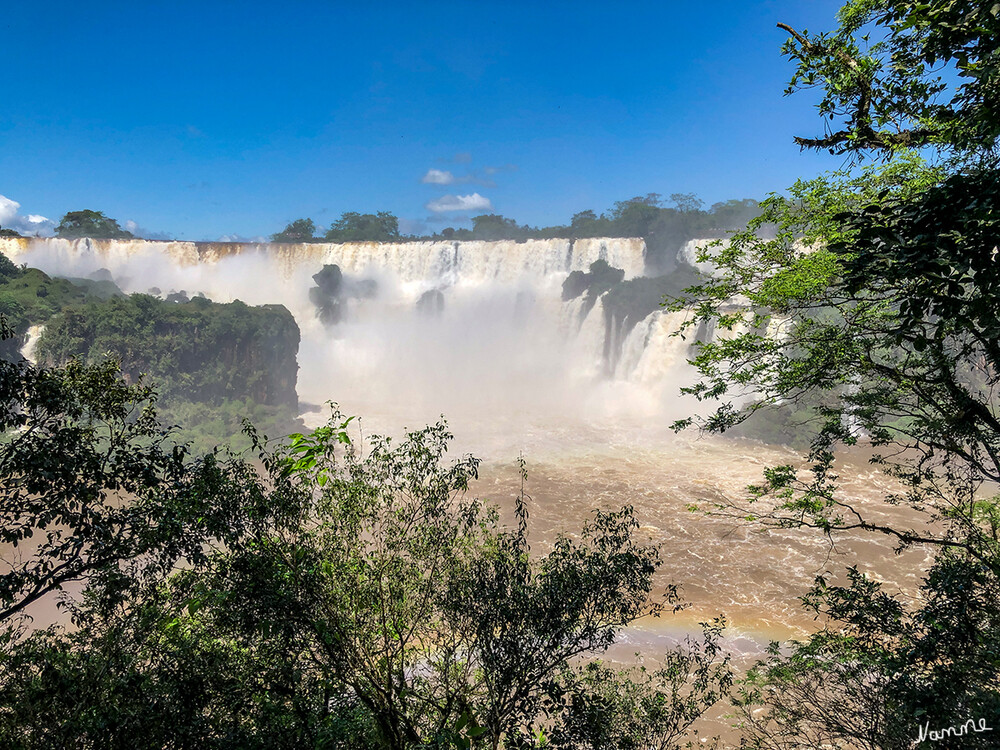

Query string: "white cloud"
[[398, 217, 428, 236], [421, 162, 517, 189], [425, 193, 493, 213], [421, 169, 456, 185], [0, 196, 19, 226], [218, 234, 268, 243], [124, 219, 172, 241], [0, 194, 55, 236]]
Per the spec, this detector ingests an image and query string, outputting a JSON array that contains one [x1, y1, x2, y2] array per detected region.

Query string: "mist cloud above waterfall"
[[0, 195, 55, 236], [425, 193, 493, 213]]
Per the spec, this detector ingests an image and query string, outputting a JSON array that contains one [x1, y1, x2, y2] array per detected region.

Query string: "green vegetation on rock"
[[38, 294, 299, 408], [0, 255, 125, 360], [29, 288, 303, 453]]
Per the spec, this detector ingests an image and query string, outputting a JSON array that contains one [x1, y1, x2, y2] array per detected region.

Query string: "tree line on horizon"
[[270, 195, 761, 271], [0, 196, 761, 254], [271, 194, 761, 244]]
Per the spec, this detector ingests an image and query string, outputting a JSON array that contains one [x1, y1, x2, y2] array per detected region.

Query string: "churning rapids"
[[0, 236, 931, 655]]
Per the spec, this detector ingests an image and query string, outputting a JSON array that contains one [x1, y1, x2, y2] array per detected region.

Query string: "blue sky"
[[2, 1, 846, 240]]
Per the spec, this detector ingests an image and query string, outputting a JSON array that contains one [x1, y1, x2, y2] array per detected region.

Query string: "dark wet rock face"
[[309, 264, 379, 325], [416, 289, 445, 317]]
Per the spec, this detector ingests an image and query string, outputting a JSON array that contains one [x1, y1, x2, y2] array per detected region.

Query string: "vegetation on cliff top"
[[271, 196, 761, 271], [0, 254, 303, 452], [37, 294, 299, 408], [55, 210, 135, 240], [36, 291, 303, 452]]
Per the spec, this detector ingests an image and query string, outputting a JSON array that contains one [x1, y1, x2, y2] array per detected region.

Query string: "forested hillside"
[[0, 254, 304, 451], [38, 294, 299, 408]]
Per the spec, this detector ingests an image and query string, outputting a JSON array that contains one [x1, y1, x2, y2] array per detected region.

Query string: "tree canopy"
[[777, 0, 999, 159], [54, 210, 134, 240], [270, 217, 316, 243], [0, 359, 731, 747], [672, 2, 1000, 746], [324, 211, 400, 242]]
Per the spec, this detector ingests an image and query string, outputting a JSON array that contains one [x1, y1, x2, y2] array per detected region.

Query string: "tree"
[[181, 418, 720, 749], [668, 193, 703, 213], [0, 340, 299, 629], [0, 410, 730, 748], [470, 214, 525, 241], [54, 210, 134, 240], [671, 1, 1000, 746], [547, 619, 731, 750], [568, 210, 611, 239], [0, 228, 20, 238], [776, 0, 999, 158], [0, 416, 730, 750], [324, 211, 400, 242], [609, 197, 664, 238], [271, 218, 316, 243]]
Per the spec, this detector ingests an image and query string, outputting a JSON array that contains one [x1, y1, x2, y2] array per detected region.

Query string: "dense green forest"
[[38, 293, 302, 452], [37, 295, 299, 408], [0, 0, 998, 747], [0, 252, 122, 358], [0, 256, 303, 452]]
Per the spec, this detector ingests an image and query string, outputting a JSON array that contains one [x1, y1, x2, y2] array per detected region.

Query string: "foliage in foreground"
[[0, 350, 730, 748], [671, 1, 1000, 747]]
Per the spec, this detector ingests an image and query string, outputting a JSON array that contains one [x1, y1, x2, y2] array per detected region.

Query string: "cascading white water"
[[0, 235, 720, 449], [615, 310, 695, 383], [0, 236, 686, 430], [20, 324, 45, 364]]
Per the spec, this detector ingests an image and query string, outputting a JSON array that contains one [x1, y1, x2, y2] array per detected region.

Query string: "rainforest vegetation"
[[0, 0, 997, 748], [0, 257, 304, 453]]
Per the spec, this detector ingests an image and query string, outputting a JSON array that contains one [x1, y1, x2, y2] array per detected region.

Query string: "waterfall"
[[0, 236, 715, 425], [20, 324, 45, 364], [0, 237, 647, 285], [617, 310, 695, 384]]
